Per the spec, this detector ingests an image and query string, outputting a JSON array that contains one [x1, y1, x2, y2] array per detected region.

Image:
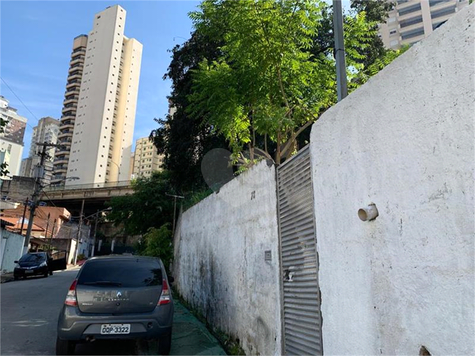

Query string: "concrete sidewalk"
[[142, 301, 226, 355]]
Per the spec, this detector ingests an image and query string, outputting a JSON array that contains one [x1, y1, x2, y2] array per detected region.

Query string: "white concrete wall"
[[0, 139, 23, 178], [310, 5, 474, 355], [0, 230, 25, 273], [174, 160, 281, 356]]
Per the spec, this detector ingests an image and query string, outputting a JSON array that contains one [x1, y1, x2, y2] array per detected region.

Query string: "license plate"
[[25, 270, 34, 274], [100, 324, 130, 335]]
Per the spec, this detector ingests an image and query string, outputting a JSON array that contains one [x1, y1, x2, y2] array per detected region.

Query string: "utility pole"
[[45, 213, 51, 249], [24, 142, 66, 254], [333, 0, 348, 101], [166, 193, 184, 236], [73, 199, 85, 265], [50, 218, 56, 251], [92, 210, 99, 257], [19, 198, 29, 236]]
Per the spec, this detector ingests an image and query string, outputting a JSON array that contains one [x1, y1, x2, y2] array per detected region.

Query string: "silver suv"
[[56, 256, 174, 355]]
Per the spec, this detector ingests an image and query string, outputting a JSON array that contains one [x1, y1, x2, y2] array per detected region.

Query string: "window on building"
[[401, 27, 425, 40], [400, 15, 423, 28], [429, 0, 450, 6], [431, 5, 456, 19], [398, 3, 421, 16]]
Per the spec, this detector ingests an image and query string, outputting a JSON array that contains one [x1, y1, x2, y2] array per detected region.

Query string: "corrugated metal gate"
[[277, 145, 323, 355]]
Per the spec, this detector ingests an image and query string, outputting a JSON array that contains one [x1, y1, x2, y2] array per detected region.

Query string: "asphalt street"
[[0, 268, 225, 355]]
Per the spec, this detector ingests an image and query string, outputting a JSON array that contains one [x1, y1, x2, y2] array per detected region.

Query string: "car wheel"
[[157, 331, 172, 355], [44, 271, 49, 278], [14, 276, 19, 281], [49, 270, 53, 276], [56, 337, 75, 355]]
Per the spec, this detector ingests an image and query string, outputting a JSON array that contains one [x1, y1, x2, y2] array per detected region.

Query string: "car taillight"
[[65, 279, 78, 306], [158, 279, 171, 305]]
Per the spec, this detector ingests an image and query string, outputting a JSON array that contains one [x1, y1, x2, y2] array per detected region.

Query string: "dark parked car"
[[56, 255, 174, 355], [14, 251, 67, 279]]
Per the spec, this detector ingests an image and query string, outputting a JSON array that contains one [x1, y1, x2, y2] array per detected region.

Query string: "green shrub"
[[77, 254, 86, 261], [142, 224, 173, 271]]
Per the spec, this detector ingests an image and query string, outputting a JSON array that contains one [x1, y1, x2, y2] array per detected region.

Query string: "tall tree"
[[187, 0, 403, 165], [149, 32, 228, 194], [189, 0, 336, 164], [107, 171, 174, 235]]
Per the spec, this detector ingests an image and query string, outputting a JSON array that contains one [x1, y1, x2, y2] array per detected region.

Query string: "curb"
[[0, 274, 14, 284]]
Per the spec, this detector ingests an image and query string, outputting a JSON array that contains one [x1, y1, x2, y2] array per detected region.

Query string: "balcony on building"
[[61, 107, 77, 115], [70, 55, 85, 66], [67, 73, 83, 81], [66, 81, 81, 89], [53, 156, 69, 165], [72, 47, 86, 55], [54, 166, 68, 174], [57, 131, 73, 140], [64, 93, 78, 102]]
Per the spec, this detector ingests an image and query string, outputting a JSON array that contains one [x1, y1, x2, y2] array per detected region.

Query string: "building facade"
[[0, 96, 27, 179], [64, 5, 142, 187], [51, 35, 88, 185], [132, 137, 163, 179], [378, 0, 469, 49], [20, 116, 59, 184]]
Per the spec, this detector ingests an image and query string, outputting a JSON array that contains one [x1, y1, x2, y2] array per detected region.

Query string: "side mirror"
[[14, 260, 18, 264], [168, 276, 175, 284]]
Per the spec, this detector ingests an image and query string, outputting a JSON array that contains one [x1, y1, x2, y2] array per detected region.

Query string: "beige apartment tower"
[[58, 5, 142, 187], [52, 35, 88, 184], [378, 0, 469, 49], [132, 137, 163, 179]]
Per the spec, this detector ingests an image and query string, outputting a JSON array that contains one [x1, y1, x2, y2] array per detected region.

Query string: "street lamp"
[[109, 160, 121, 182], [165, 193, 184, 237]]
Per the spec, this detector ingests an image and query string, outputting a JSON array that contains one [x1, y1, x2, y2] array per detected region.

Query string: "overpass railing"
[[43, 180, 132, 192]]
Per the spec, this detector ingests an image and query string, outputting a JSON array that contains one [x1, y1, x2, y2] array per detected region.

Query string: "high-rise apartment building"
[[51, 5, 142, 187], [20, 116, 60, 184], [0, 95, 27, 179], [378, 0, 469, 49], [52, 35, 88, 184], [64, 5, 142, 187], [132, 137, 163, 179]]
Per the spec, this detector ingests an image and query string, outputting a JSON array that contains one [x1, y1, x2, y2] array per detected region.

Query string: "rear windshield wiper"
[[82, 281, 122, 286]]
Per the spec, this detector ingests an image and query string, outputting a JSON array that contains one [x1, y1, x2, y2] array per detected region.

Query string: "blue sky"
[[0, 0, 201, 158]]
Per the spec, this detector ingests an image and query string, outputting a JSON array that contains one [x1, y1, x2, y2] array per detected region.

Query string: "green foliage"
[[107, 171, 174, 235], [187, 0, 404, 165], [189, 0, 334, 164], [182, 188, 214, 211], [149, 31, 228, 194], [142, 224, 173, 271], [77, 254, 86, 261]]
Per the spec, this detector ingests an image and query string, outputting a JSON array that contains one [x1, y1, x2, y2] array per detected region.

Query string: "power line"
[[0, 76, 40, 127], [40, 190, 58, 208]]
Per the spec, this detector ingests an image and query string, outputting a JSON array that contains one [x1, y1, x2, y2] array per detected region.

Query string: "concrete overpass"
[[41, 181, 133, 217]]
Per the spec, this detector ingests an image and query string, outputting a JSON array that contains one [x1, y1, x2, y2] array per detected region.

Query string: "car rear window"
[[77, 259, 162, 287], [19, 253, 46, 262]]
